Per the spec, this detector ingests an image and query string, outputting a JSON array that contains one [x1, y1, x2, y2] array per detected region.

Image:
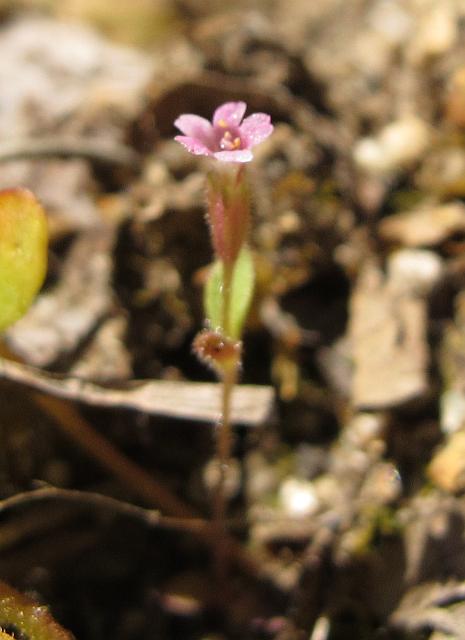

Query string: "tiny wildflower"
[[174, 101, 273, 163], [173, 101, 273, 570]]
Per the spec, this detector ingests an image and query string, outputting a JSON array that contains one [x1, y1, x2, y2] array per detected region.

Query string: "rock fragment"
[[428, 430, 465, 493], [349, 253, 441, 410], [353, 117, 431, 175], [379, 202, 465, 247]]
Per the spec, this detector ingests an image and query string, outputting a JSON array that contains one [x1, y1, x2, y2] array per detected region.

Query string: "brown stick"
[[0, 137, 140, 167], [33, 392, 262, 579], [0, 486, 208, 536], [0, 357, 273, 425], [34, 393, 197, 519]]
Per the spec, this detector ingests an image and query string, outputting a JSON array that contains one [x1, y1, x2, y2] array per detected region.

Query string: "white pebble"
[[441, 389, 465, 435], [278, 477, 319, 518], [354, 117, 431, 175], [387, 248, 443, 295]]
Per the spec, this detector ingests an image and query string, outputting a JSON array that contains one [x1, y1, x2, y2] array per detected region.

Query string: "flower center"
[[216, 121, 243, 151]]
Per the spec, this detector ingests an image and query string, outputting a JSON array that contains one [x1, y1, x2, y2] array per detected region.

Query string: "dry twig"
[[0, 137, 140, 167], [0, 357, 274, 425]]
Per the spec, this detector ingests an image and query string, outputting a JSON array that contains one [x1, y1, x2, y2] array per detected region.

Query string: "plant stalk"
[[213, 260, 240, 580]]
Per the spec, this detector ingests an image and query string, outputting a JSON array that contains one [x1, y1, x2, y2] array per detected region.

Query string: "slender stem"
[[213, 367, 237, 580], [213, 261, 240, 580]]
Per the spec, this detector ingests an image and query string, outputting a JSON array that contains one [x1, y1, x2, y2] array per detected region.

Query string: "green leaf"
[[205, 259, 223, 334], [0, 189, 48, 332], [229, 246, 255, 339], [204, 246, 255, 339]]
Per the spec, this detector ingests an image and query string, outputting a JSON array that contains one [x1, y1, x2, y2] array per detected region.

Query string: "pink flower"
[[174, 101, 273, 163]]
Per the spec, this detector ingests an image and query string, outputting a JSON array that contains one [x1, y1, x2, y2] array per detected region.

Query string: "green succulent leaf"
[[205, 246, 255, 339], [0, 189, 48, 332], [0, 580, 73, 640]]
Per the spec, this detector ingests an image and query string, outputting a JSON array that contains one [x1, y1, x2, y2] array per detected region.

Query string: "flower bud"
[[193, 328, 241, 376], [206, 166, 250, 265]]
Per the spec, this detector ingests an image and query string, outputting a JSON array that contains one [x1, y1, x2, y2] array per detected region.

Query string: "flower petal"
[[174, 115, 213, 144], [174, 135, 213, 156], [213, 102, 247, 128], [213, 149, 253, 163], [240, 113, 274, 147]]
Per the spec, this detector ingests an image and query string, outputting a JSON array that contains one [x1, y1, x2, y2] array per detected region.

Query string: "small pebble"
[[428, 430, 465, 493], [354, 117, 431, 175], [278, 477, 319, 517], [440, 389, 465, 435], [387, 248, 443, 296]]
